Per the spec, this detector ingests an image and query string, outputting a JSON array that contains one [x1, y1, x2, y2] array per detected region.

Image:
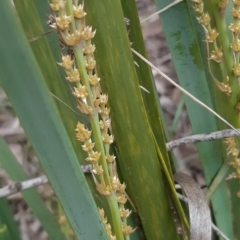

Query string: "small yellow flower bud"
[[86, 151, 101, 163], [106, 154, 116, 163], [192, 3, 204, 14], [89, 74, 100, 85], [75, 122, 91, 142], [82, 139, 95, 152], [215, 79, 232, 96], [86, 57, 96, 70], [82, 26, 96, 40], [229, 148, 239, 157], [233, 0, 240, 6], [58, 55, 74, 70], [117, 194, 127, 204], [67, 33, 79, 46], [99, 119, 111, 130], [109, 235, 116, 240], [231, 8, 240, 18], [98, 208, 105, 219], [229, 22, 240, 34], [72, 85, 88, 99], [122, 224, 136, 235], [233, 64, 240, 76], [56, 15, 72, 30], [99, 107, 110, 116], [66, 68, 80, 82], [105, 223, 113, 236], [225, 138, 236, 150], [99, 94, 108, 105], [92, 165, 104, 175], [102, 134, 114, 144], [112, 176, 120, 190], [73, 3, 87, 18], [206, 29, 219, 42], [210, 49, 223, 63], [83, 43, 96, 55], [231, 39, 240, 52], [117, 182, 126, 193], [197, 13, 210, 25], [120, 208, 132, 218], [49, 0, 65, 11]]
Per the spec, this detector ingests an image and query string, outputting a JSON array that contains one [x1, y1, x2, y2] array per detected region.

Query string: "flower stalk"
[[191, 0, 240, 195], [49, 0, 134, 239], [191, 0, 232, 95]]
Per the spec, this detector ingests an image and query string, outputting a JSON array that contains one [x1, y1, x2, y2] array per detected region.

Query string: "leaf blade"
[[0, 2, 107, 239]]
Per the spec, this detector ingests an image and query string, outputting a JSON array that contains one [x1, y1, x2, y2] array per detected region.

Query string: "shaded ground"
[[0, 1, 204, 239]]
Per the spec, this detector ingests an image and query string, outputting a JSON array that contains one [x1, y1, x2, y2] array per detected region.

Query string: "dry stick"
[[0, 175, 48, 198], [140, 0, 184, 23], [2, 128, 239, 198], [131, 48, 240, 135], [0, 165, 92, 198], [166, 128, 240, 151]]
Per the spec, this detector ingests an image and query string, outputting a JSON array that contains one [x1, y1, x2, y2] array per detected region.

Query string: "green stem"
[[152, 133, 189, 233], [73, 46, 93, 107], [107, 194, 125, 240], [90, 115, 110, 185], [211, 2, 233, 82], [206, 162, 230, 201], [65, 0, 76, 33]]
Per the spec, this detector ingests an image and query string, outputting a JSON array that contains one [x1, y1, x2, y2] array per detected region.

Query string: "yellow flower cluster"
[[230, 0, 240, 78], [225, 138, 240, 180], [191, 0, 232, 96], [192, 0, 222, 62], [49, 1, 134, 238], [99, 208, 116, 240]]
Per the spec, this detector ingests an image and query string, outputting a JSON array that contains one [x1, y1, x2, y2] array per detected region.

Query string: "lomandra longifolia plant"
[[3, 0, 239, 239], [1, 0, 188, 239], [154, 0, 240, 238], [191, 1, 240, 188], [48, 1, 134, 239]]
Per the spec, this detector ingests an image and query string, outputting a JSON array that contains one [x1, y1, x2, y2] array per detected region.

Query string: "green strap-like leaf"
[[0, 136, 66, 240], [0, 190, 21, 240], [84, 0, 180, 239], [0, 1, 107, 239]]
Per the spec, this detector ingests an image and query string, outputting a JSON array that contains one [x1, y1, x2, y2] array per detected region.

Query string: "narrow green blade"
[[84, 0, 179, 239], [0, 136, 66, 240], [0, 195, 20, 240], [121, 0, 172, 173], [0, 1, 107, 239], [13, 0, 109, 221], [155, 0, 234, 238]]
